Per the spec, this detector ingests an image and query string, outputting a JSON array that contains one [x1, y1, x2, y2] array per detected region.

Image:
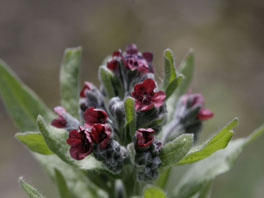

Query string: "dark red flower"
[[125, 43, 138, 55], [66, 126, 93, 160], [51, 106, 67, 128], [107, 44, 154, 73], [80, 81, 93, 98], [91, 124, 111, 149], [182, 92, 214, 120], [136, 128, 155, 147], [83, 107, 108, 128], [125, 56, 149, 73], [132, 78, 166, 111], [142, 52, 153, 63], [107, 50, 122, 70]]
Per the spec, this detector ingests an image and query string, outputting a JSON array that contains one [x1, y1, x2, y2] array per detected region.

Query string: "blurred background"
[[0, 0, 264, 197]]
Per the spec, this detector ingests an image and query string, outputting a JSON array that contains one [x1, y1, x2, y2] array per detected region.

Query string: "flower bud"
[[134, 128, 162, 181], [109, 97, 125, 129], [51, 106, 80, 131], [93, 140, 128, 174], [79, 82, 105, 114]]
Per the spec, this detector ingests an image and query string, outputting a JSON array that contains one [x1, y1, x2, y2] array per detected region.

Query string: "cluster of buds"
[[162, 91, 213, 142], [50, 44, 213, 180], [134, 128, 162, 181]]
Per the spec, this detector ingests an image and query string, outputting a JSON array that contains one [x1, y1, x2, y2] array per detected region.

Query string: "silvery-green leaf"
[[15, 132, 53, 155], [124, 97, 136, 138], [55, 168, 71, 198], [144, 186, 166, 198], [99, 65, 115, 98], [19, 177, 45, 198], [162, 49, 176, 91], [60, 47, 82, 118], [166, 50, 194, 120], [0, 60, 54, 131], [160, 134, 194, 167], [34, 154, 102, 198], [178, 118, 238, 165], [173, 123, 264, 198]]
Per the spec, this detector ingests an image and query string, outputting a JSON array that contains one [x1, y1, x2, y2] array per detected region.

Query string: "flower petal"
[[197, 108, 214, 120], [80, 81, 92, 98], [142, 78, 156, 93], [125, 44, 138, 55]]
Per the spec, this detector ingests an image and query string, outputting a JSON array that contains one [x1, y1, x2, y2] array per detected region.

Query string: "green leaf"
[[155, 168, 171, 188], [60, 47, 82, 118], [15, 132, 53, 155], [197, 181, 212, 198], [0, 60, 54, 131], [37, 115, 102, 171], [173, 123, 264, 198], [175, 49, 194, 98], [55, 168, 71, 198], [19, 177, 45, 198], [160, 134, 194, 167], [162, 49, 177, 90], [99, 66, 115, 98], [166, 50, 194, 120], [165, 74, 184, 99], [124, 97, 136, 137], [161, 49, 183, 100], [34, 154, 101, 198], [178, 118, 238, 165], [144, 186, 166, 198], [139, 113, 167, 130]]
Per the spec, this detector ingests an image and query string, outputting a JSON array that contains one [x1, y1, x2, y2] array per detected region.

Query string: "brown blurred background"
[[0, 0, 264, 197]]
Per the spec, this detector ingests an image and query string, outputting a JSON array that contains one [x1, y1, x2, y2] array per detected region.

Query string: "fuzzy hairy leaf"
[[37, 115, 102, 171], [178, 118, 238, 164], [0, 60, 54, 131], [144, 186, 166, 198], [161, 49, 183, 100], [166, 50, 194, 120], [162, 49, 176, 91], [99, 66, 115, 98], [175, 49, 194, 98], [55, 168, 72, 198], [173, 123, 264, 198], [60, 47, 82, 118], [165, 74, 183, 99], [155, 168, 171, 188], [34, 154, 101, 198], [160, 134, 194, 167], [19, 177, 45, 198], [124, 96, 136, 137], [15, 132, 53, 155]]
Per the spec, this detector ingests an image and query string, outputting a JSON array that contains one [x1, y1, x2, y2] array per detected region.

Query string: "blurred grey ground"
[[0, 0, 264, 197]]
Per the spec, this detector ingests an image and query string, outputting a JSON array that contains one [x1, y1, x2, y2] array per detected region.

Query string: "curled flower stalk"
[[1, 43, 263, 198]]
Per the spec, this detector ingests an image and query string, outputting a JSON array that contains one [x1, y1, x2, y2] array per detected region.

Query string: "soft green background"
[[0, 0, 264, 197]]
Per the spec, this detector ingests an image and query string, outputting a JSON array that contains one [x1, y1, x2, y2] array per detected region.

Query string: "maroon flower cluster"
[[107, 44, 154, 73], [182, 92, 214, 120], [132, 78, 166, 111], [51, 103, 111, 160]]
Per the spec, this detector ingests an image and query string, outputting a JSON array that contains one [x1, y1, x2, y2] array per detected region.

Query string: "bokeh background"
[[0, 0, 264, 197]]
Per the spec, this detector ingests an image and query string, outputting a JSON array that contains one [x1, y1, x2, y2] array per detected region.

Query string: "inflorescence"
[[50, 44, 213, 181]]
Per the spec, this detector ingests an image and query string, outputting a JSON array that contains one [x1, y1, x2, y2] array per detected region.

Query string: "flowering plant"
[[0, 44, 263, 198]]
